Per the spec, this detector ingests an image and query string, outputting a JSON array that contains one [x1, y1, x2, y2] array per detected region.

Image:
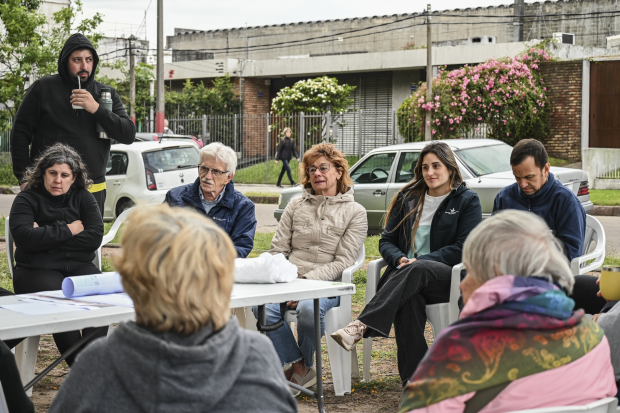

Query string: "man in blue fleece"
[[493, 138, 585, 261], [493, 139, 607, 315]]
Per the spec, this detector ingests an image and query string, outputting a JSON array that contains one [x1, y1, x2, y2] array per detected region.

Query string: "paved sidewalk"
[[234, 184, 296, 194]]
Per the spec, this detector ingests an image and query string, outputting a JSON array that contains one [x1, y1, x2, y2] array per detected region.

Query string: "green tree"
[[271, 76, 356, 114], [165, 75, 241, 117], [98, 61, 155, 125], [0, 0, 102, 128]]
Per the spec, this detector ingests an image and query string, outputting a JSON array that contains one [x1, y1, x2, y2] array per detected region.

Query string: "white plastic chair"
[[243, 246, 365, 396], [571, 215, 606, 275], [5, 208, 133, 396], [507, 397, 618, 413], [362, 258, 464, 382]]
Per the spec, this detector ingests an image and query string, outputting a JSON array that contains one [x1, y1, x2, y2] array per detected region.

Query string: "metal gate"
[[590, 60, 620, 148]]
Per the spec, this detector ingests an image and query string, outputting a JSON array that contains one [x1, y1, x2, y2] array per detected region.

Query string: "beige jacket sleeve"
[[268, 198, 298, 258], [303, 205, 368, 281]]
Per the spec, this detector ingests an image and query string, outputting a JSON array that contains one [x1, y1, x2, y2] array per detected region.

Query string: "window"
[[142, 147, 200, 173], [350, 152, 396, 184], [455, 144, 513, 176], [395, 152, 420, 183], [106, 152, 129, 175]]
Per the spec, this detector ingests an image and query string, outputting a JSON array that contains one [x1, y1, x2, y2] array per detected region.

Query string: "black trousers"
[[358, 259, 452, 385], [570, 275, 608, 315], [91, 189, 106, 218], [277, 159, 295, 186], [13, 264, 108, 366], [0, 341, 35, 413]]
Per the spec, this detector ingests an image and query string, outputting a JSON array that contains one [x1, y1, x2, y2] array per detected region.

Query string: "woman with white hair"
[[48, 204, 296, 413], [400, 210, 617, 413], [164, 142, 257, 257]]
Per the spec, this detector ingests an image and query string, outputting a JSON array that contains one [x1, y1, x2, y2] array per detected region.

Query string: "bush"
[[400, 43, 553, 144], [0, 164, 18, 186]]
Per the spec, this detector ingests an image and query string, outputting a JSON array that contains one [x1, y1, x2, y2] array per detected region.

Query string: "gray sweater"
[[48, 318, 297, 413], [598, 301, 620, 381]]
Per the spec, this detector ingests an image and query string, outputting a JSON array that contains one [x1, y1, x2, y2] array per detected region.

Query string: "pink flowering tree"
[[399, 45, 552, 145]]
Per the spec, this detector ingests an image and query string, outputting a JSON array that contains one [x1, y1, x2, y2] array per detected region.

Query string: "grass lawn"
[[234, 156, 361, 185], [548, 157, 571, 167], [590, 190, 620, 206], [241, 191, 281, 197]]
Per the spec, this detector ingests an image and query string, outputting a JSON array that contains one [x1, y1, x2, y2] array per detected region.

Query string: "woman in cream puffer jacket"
[[253, 143, 367, 395]]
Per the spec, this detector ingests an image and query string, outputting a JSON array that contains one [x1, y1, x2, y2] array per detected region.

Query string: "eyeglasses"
[[197, 165, 228, 177], [306, 163, 332, 175]]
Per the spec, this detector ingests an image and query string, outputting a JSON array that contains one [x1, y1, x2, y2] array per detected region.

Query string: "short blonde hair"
[[300, 143, 353, 195], [113, 204, 236, 335], [463, 210, 574, 294]]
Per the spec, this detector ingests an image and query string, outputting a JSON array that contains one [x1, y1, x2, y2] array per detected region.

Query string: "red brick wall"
[[539, 61, 582, 161], [233, 78, 271, 157]]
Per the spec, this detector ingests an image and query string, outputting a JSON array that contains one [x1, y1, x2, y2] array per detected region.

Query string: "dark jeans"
[[570, 275, 608, 315], [277, 159, 295, 186], [91, 189, 106, 218], [13, 264, 108, 366], [358, 259, 452, 385]]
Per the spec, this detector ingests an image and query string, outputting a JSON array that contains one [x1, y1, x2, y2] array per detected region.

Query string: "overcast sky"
[[81, 0, 512, 46]]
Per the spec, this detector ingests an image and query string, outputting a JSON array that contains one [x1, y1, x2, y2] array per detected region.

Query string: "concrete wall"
[[582, 148, 620, 184], [168, 0, 620, 60], [392, 69, 423, 112]]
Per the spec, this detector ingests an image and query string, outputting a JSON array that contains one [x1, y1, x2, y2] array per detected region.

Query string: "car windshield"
[[456, 144, 513, 176], [142, 147, 199, 172]]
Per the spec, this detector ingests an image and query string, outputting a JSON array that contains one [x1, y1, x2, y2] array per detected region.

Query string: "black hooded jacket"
[[11, 34, 135, 184]]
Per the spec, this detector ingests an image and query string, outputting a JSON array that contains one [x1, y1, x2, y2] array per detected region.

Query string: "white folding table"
[[0, 279, 355, 413]]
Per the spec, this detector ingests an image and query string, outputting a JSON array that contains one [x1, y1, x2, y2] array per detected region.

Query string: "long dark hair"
[[21, 143, 93, 190], [384, 142, 464, 251]]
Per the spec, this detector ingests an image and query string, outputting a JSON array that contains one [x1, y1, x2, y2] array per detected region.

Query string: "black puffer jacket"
[[11, 34, 135, 184], [9, 185, 104, 271], [275, 137, 299, 161], [379, 183, 482, 281]]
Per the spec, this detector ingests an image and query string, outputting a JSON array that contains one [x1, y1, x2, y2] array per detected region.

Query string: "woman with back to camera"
[[400, 210, 616, 413], [275, 127, 300, 188], [331, 141, 482, 386], [48, 204, 296, 413], [10, 143, 106, 366]]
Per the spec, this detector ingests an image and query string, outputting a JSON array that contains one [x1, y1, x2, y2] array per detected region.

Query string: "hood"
[[301, 186, 355, 203], [108, 318, 250, 411], [58, 33, 99, 86]]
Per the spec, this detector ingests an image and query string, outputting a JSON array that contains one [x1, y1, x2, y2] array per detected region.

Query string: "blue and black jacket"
[[492, 172, 586, 261], [164, 179, 257, 258], [379, 183, 482, 278]]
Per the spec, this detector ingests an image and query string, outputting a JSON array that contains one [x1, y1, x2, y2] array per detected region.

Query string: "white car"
[[104, 141, 200, 221]]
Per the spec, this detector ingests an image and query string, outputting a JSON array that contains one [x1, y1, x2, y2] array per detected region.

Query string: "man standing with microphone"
[[11, 33, 135, 216]]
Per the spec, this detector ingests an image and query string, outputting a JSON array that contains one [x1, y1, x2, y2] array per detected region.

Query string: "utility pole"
[[513, 0, 525, 42], [155, 0, 165, 133], [129, 35, 136, 125], [425, 4, 432, 141]]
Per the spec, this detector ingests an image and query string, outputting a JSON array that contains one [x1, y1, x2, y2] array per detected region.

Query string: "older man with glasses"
[[164, 142, 257, 257]]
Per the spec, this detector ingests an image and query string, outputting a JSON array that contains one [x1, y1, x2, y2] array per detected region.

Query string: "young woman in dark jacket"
[[10, 143, 106, 366], [331, 142, 482, 385], [275, 127, 299, 188]]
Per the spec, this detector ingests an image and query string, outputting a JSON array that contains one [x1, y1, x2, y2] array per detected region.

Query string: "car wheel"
[[117, 199, 135, 217]]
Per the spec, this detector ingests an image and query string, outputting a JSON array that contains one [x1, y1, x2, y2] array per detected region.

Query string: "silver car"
[[274, 139, 593, 234]]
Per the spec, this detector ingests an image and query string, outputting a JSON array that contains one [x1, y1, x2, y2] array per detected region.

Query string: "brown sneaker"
[[330, 320, 367, 351]]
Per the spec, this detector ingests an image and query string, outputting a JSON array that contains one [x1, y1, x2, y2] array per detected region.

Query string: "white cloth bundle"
[[234, 253, 298, 283]]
